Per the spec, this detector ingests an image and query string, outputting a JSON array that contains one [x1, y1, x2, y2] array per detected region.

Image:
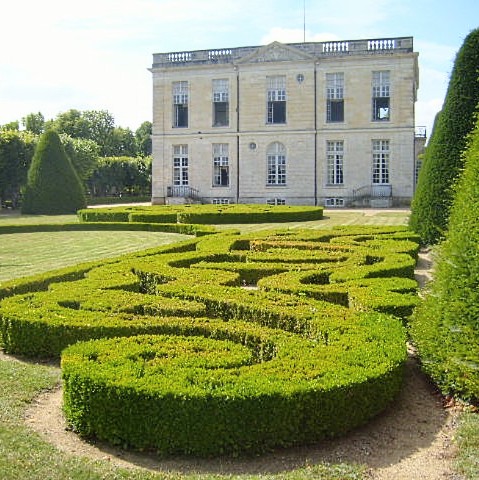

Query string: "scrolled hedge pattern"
[[0, 226, 419, 456]]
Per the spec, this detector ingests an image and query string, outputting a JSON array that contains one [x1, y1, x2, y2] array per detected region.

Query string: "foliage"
[[0, 226, 419, 455], [60, 134, 100, 181], [411, 117, 479, 402], [86, 156, 151, 197], [0, 129, 36, 206], [78, 204, 324, 224], [46, 109, 146, 158], [135, 121, 152, 156], [21, 130, 86, 214], [410, 28, 479, 244], [22, 112, 45, 135]]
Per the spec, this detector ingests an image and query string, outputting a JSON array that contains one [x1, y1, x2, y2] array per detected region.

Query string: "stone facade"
[[150, 37, 420, 207]]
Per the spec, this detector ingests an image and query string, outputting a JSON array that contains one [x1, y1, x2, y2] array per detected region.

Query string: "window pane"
[[326, 141, 344, 184], [327, 99, 344, 122], [213, 102, 229, 126]]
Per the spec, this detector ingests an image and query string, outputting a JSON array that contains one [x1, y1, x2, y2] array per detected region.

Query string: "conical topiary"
[[411, 113, 479, 402], [410, 28, 479, 245], [21, 129, 86, 214]]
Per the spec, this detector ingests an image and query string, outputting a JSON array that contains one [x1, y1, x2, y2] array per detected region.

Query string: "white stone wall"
[[151, 41, 419, 206]]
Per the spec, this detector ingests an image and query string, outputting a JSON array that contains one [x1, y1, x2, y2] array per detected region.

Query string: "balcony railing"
[[415, 126, 427, 138], [152, 37, 414, 68], [167, 185, 199, 200], [353, 184, 392, 200]]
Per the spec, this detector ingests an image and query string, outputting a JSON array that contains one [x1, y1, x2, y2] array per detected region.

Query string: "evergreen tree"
[[410, 28, 479, 244], [411, 113, 479, 402], [21, 130, 86, 214]]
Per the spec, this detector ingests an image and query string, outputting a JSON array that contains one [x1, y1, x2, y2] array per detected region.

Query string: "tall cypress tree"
[[410, 28, 479, 245], [411, 113, 479, 402], [22, 130, 86, 214]]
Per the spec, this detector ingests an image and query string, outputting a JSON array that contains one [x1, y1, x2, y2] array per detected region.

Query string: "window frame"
[[372, 71, 390, 122], [212, 143, 229, 187], [212, 79, 229, 127], [173, 144, 189, 186], [326, 140, 344, 185], [326, 73, 344, 123], [266, 76, 287, 125], [172, 81, 189, 128], [266, 142, 287, 186], [372, 139, 390, 184]]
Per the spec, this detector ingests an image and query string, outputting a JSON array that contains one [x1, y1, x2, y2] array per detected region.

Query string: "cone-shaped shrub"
[[411, 115, 479, 402], [410, 28, 479, 245], [21, 130, 86, 214]]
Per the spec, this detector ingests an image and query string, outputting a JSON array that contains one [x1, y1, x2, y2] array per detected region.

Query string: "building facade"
[[150, 37, 421, 207]]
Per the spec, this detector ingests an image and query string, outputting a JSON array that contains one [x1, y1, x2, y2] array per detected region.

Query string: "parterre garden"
[[0, 204, 422, 457]]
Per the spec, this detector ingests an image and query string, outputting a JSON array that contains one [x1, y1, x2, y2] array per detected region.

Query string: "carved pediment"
[[236, 41, 315, 64]]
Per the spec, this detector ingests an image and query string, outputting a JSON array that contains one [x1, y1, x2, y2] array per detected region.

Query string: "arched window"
[[266, 142, 286, 185]]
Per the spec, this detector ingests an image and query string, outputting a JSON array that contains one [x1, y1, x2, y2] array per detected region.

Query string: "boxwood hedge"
[[0, 225, 419, 456], [77, 204, 324, 225]]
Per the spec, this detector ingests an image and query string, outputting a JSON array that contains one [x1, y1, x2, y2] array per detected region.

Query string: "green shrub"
[[0, 226, 418, 455], [78, 204, 324, 225], [410, 28, 479, 244], [21, 130, 86, 214], [411, 117, 479, 402]]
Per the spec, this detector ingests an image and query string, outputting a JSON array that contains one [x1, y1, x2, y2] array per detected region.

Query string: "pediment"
[[236, 41, 315, 64]]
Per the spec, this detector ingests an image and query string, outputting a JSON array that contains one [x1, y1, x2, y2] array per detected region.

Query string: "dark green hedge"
[[410, 28, 479, 244], [411, 118, 479, 402], [0, 222, 216, 236], [0, 226, 418, 455], [78, 204, 324, 225]]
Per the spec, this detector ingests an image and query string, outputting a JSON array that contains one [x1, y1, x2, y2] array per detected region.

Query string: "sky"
[[0, 0, 477, 136]]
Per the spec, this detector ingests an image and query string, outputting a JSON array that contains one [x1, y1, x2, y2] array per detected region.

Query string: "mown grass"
[[0, 207, 477, 480]]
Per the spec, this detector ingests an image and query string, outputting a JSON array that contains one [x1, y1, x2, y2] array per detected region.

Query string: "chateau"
[[150, 37, 423, 207]]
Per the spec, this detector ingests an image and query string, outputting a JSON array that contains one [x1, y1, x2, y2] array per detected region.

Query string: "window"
[[212, 143, 229, 187], [212, 79, 229, 127], [372, 71, 390, 121], [267, 198, 286, 205], [326, 141, 344, 185], [325, 197, 344, 207], [267, 76, 286, 124], [372, 140, 390, 184], [213, 198, 231, 205], [173, 81, 188, 127], [326, 73, 344, 122], [173, 145, 188, 186], [267, 142, 286, 185]]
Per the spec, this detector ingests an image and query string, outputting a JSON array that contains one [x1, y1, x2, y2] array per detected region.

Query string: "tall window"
[[267, 76, 286, 124], [326, 141, 344, 184], [326, 73, 344, 122], [372, 140, 390, 184], [173, 145, 188, 186], [212, 143, 229, 187], [267, 142, 286, 185], [173, 81, 188, 127], [212, 79, 229, 127], [372, 71, 390, 121]]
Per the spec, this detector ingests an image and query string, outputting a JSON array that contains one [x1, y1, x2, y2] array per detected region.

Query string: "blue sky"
[[0, 0, 477, 136]]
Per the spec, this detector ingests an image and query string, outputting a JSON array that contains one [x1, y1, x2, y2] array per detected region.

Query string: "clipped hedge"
[[0, 222, 217, 236], [78, 204, 324, 225], [411, 119, 479, 402], [0, 225, 419, 455]]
